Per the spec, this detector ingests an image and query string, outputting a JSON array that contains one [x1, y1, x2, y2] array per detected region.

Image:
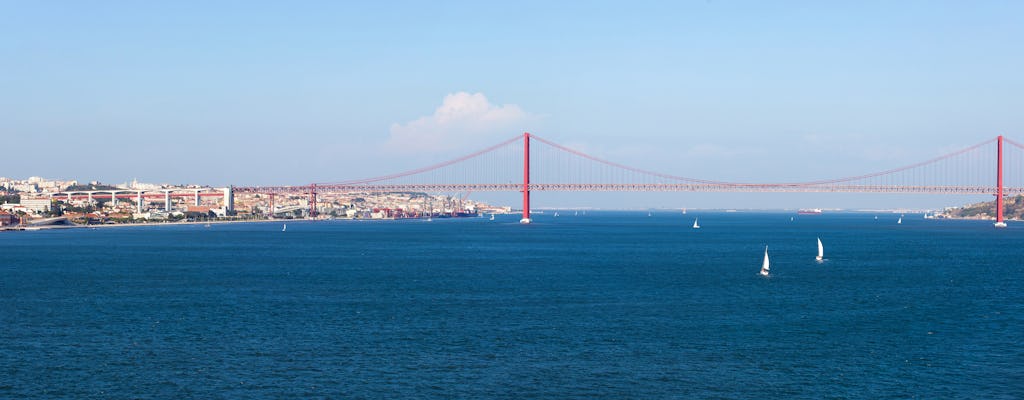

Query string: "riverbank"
[[0, 219, 287, 231]]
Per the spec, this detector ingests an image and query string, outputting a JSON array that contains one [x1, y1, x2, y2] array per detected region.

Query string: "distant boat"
[[574, 211, 578, 216], [489, 214, 495, 221], [648, 212, 652, 217], [897, 217, 902, 224], [816, 237, 824, 262], [692, 218, 700, 229], [798, 208, 822, 215], [874, 216, 878, 220], [554, 212, 559, 217], [427, 217, 432, 222], [790, 217, 794, 222], [760, 246, 770, 277], [682, 208, 687, 214], [282, 223, 287, 232], [204, 223, 210, 228]]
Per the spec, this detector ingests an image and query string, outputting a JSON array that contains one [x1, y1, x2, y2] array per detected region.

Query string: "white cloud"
[[386, 92, 534, 152]]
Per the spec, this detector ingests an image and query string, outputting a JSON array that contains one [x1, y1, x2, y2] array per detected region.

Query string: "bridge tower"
[[995, 135, 1007, 228], [520, 132, 532, 224]]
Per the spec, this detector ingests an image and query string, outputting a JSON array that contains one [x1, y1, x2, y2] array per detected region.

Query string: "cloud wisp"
[[386, 92, 534, 153]]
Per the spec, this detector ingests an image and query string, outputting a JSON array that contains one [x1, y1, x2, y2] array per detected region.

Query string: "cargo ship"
[[797, 208, 823, 215]]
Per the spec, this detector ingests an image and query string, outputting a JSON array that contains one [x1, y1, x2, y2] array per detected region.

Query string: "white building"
[[18, 198, 52, 213]]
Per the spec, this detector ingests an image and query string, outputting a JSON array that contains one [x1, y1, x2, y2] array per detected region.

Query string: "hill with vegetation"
[[942, 195, 1024, 220]]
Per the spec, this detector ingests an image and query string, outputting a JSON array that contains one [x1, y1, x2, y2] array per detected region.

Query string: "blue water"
[[2, 212, 1022, 398]]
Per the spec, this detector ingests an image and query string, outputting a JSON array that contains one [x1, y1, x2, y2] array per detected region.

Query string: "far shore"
[[2, 218, 295, 231], [3, 211, 1019, 231]]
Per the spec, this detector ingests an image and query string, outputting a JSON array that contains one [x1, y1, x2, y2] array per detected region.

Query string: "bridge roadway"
[[234, 183, 1023, 195], [49, 187, 233, 213]]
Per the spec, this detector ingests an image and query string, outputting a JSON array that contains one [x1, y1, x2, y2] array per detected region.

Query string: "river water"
[[2, 212, 1022, 398]]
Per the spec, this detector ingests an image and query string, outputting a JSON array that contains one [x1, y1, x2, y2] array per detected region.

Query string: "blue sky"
[[3, 1, 1022, 208]]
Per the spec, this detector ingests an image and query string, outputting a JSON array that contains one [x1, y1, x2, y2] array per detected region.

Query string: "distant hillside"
[[943, 195, 1024, 220], [66, 183, 121, 191]]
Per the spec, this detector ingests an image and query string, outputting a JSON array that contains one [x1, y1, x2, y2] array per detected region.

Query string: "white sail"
[[760, 246, 770, 276], [897, 217, 902, 224], [490, 214, 495, 220], [692, 218, 700, 229], [282, 224, 287, 232], [816, 237, 824, 261]]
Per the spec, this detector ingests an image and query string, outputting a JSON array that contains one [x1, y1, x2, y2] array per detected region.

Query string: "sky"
[[2, 1, 1022, 209]]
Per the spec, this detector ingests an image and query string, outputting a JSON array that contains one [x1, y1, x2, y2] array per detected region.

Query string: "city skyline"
[[4, 2, 1022, 208]]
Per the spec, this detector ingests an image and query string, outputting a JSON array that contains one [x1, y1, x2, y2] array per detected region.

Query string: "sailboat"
[[554, 212, 559, 217], [692, 218, 700, 229], [760, 246, 770, 276], [574, 211, 578, 216], [282, 223, 287, 232], [897, 216, 902, 224], [489, 214, 495, 221], [816, 237, 824, 262]]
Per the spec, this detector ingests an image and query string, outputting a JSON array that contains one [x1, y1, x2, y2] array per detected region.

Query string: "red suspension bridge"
[[236, 133, 1024, 228]]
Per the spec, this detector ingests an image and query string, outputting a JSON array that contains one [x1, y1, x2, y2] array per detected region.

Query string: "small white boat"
[[648, 212, 652, 217], [489, 214, 495, 221], [692, 218, 700, 229], [897, 217, 902, 224], [282, 224, 287, 232], [816, 237, 824, 262], [554, 212, 559, 217], [760, 246, 770, 277]]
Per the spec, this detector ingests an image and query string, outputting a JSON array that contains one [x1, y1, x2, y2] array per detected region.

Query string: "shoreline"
[[1, 216, 454, 231], [4, 212, 1018, 231], [1, 219, 289, 231]]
